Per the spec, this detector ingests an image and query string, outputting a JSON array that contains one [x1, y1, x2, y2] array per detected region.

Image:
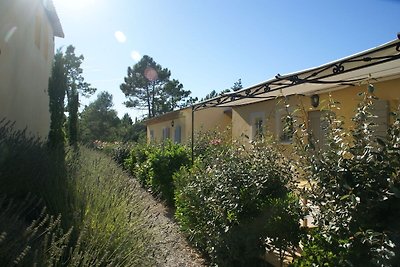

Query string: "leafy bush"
[[174, 140, 303, 266], [290, 230, 348, 267], [0, 121, 158, 266], [111, 142, 135, 166], [293, 91, 400, 266], [125, 141, 191, 206], [192, 127, 231, 164], [124, 142, 154, 184]]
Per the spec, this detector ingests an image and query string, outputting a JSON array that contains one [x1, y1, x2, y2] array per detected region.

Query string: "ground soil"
[[130, 180, 207, 267]]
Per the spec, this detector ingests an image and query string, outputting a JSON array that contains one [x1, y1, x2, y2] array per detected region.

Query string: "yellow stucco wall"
[[146, 107, 232, 144], [232, 77, 400, 143], [146, 110, 187, 143], [189, 107, 232, 135], [0, 0, 56, 139], [147, 77, 400, 145]]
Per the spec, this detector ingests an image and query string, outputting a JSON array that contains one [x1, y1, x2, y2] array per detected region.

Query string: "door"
[[308, 111, 328, 150]]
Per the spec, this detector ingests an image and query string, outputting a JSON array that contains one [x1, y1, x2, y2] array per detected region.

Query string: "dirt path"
[[129, 180, 206, 267]]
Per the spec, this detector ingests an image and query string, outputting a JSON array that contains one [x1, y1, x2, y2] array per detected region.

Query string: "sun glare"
[[53, 0, 96, 10], [115, 31, 127, 43], [131, 51, 142, 62]]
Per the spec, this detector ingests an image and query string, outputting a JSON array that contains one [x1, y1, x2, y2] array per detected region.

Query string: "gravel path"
[[129, 180, 206, 267]]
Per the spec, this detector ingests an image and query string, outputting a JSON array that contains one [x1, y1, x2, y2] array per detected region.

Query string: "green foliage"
[[79, 93, 146, 144], [293, 91, 400, 266], [68, 91, 79, 147], [120, 55, 191, 118], [0, 196, 73, 266], [182, 96, 199, 107], [290, 230, 348, 267], [124, 142, 154, 184], [119, 115, 146, 142], [201, 88, 230, 101], [161, 78, 191, 110], [174, 140, 303, 266], [192, 127, 232, 163], [125, 141, 191, 206], [0, 122, 166, 266], [200, 79, 243, 102], [62, 45, 96, 147], [264, 195, 305, 266], [111, 142, 136, 166], [0, 119, 68, 215], [79, 91, 121, 143], [64, 147, 156, 266], [48, 50, 67, 152], [231, 78, 243, 91]]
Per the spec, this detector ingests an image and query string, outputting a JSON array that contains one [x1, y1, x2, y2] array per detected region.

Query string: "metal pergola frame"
[[189, 36, 400, 162]]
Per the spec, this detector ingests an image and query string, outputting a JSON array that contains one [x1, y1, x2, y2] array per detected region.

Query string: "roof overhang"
[[144, 109, 187, 125], [193, 37, 400, 111], [44, 0, 64, 38]]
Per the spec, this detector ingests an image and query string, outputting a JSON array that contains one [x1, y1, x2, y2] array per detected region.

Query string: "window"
[[370, 100, 388, 138], [254, 118, 264, 140], [250, 112, 265, 141], [276, 109, 294, 143], [280, 115, 294, 143], [149, 130, 154, 141], [308, 111, 329, 150], [162, 127, 170, 141], [174, 125, 182, 143]]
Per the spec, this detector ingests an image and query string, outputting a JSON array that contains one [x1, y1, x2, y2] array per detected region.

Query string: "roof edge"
[[192, 36, 400, 110], [44, 0, 64, 38], [144, 108, 189, 125]]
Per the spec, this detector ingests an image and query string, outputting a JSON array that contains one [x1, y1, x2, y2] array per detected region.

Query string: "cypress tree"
[[48, 51, 67, 152]]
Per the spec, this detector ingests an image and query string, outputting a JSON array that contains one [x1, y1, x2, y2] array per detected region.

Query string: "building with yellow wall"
[[202, 38, 400, 144], [146, 37, 400, 148], [0, 0, 64, 139], [145, 106, 232, 143], [231, 78, 400, 145]]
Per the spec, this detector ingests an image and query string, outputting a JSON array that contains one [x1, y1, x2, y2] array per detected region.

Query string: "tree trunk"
[[151, 82, 156, 117], [146, 85, 151, 118]]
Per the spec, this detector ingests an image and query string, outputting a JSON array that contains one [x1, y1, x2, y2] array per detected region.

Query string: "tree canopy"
[[201, 79, 243, 101], [201, 88, 230, 101], [62, 45, 96, 146], [231, 78, 243, 91], [120, 55, 191, 118], [79, 93, 146, 143], [80, 92, 120, 143], [64, 45, 96, 99]]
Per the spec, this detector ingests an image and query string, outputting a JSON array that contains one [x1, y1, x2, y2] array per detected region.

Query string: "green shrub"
[[0, 119, 69, 217], [125, 141, 191, 206], [0, 121, 157, 266], [174, 140, 303, 266], [109, 142, 135, 166], [293, 91, 400, 266], [0, 196, 73, 266], [192, 127, 231, 164], [65, 147, 156, 266], [290, 230, 348, 267]]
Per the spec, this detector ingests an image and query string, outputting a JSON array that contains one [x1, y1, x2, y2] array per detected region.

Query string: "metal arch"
[[188, 38, 400, 164], [192, 49, 400, 111]]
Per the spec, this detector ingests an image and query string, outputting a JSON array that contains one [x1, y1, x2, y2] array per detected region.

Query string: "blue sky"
[[53, 0, 400, 119]]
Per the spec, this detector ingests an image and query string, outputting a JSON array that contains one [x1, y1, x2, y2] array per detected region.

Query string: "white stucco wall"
[[0, 0, 56, 139]]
